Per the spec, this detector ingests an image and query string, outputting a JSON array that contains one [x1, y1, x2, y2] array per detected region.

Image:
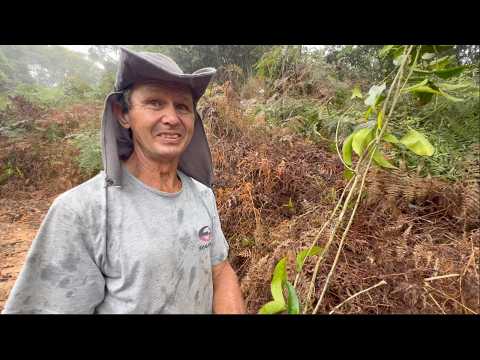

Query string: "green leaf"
[[379, 45, 394, 58], [351, 85, 363, 99], [399, 129, 435, 156], [372, 149, 397, 169], [422, 52, 435, 60], [402, 79, 429, 92], [392, 47, 405, 59], [342, 133, 354, 166], [296, 246, 323, 273], [439, 82, 471, 91], [285, 281, 300, 315], [383, 133, 399, 144], [377, 110, 384, 130], [429, 55, 455, 69], [434, 66, 466, 79], [258, 301, 286, 314], [412, 68, 433, 75], [375, 94, 386, 107], [439, 89, 464, 102], [364, 83, 386, 107], [415, 91, 435, 105], [352, 128, 374, 156], [343, 168, 354, 181], [271, 257, 287, 305], [412, 86, 441, 95], [393, 54, 407, 66], [364, 106, 373, 120]]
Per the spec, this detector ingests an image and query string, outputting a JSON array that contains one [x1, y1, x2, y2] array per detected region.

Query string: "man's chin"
[[150, 146, 185, 163]]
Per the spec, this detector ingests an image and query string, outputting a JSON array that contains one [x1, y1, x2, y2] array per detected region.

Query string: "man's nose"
[[160, 103, 180, 125]]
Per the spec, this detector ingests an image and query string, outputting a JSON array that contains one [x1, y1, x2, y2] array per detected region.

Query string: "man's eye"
[[148, 100, 163, 107], [176, 104, 190, 112]]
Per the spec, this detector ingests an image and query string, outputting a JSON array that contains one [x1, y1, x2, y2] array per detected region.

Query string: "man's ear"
[[112, 101, 131, 129]]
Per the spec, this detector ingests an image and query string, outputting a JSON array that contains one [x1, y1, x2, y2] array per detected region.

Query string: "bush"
[[240, 76, 266, 100], [92, 70, 116, 100], [257, 97, 325, 140], [43, 123, 66, 143], [70, 129, 102, 178], [0, 93, 9, 110], [62, 74, 95, 101], [394, 97, 480, 180], [13, 83, 65, 108], [215, 64, 245, 92], [255, 46, 304, 81]]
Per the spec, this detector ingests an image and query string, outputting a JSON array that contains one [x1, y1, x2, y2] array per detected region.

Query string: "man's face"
[[120, 81, 195, 163]]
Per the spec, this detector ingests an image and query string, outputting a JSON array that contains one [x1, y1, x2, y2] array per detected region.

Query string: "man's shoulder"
[[179, 172, 219, 215], [51, 171, 105, 214], [180, 171, 213, 198]]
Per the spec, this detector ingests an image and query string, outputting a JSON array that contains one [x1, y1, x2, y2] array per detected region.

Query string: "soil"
[[0, 191, 55, 312]]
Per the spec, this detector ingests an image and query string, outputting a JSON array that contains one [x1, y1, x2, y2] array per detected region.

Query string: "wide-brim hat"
[[101, 47, 217, 188]]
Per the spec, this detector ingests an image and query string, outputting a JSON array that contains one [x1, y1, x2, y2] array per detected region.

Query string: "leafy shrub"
[[261, 97, 318, 125], [394, 97, 480, 180], [240, 76, 266, 100], [13, 83, 65, 108], [43, 123, 66, 142], [0, 93, 9, 110], [70, 130, 102, 178], [62, 74, 95, 101], [92, 69, 116, 100], [215, 64, 245, 92], [255, 46, 304, 81]]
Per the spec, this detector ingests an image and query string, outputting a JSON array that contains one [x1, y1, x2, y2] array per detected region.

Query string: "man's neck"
[[124, 151, 181, 193]]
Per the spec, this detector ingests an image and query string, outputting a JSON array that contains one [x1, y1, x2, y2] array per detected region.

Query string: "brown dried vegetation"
[[1, 88, 478, 314], [201, 85, 479, 314]]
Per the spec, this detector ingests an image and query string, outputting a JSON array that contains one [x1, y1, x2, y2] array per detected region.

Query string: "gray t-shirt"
[[2, 165, 229, 314]]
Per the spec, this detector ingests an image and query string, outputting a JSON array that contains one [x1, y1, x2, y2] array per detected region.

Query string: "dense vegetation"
[[0, 45, 478, 314]]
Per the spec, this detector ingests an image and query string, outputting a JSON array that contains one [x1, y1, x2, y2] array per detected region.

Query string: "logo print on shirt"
[[198, 226, 212, 250]]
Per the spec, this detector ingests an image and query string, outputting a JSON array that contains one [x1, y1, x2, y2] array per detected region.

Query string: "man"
[[2, 47, 246, 314]]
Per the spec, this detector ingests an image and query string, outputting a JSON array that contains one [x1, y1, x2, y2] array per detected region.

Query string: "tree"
[[0, 45, 101, 89], [0, 49, 14, 92], [324, 45, 395, 83], [88, 45, 120, 73], [127, 45, 274, 75]]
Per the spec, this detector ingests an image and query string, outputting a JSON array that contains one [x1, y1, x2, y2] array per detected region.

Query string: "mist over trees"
[[1, 45, 477, 98]]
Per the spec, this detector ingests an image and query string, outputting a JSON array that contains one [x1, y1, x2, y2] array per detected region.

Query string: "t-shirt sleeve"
[[208, 189, 229, 267], [2, 196, 106, 314]]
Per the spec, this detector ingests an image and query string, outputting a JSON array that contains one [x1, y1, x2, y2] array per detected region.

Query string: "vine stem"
[[313, 144, 376, 313], [293, 176, 354, 289], [304, 46, 416, 314], [334, 105, 356, 172], [302, 166, 362, 313]]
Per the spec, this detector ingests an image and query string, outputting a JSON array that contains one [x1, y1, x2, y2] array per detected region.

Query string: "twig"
[[334, 105, 355, 172], [313, 148, 376, 314], [293, 204, 322, 221], [426, 290, 446, 314], [424, 283, 478, 315], [293, 176, 354, 290], [302, 173, 360, 312], [329, 280, 387, 314], [424, 273, 460, 282]]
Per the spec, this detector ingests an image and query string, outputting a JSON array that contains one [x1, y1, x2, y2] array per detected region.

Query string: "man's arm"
[[212, 260, 246, 314]]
